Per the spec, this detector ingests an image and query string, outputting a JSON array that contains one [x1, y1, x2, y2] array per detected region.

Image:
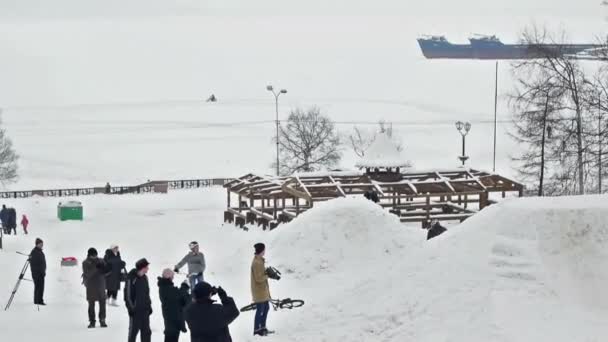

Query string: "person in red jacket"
[[21, 214, 29, 235]]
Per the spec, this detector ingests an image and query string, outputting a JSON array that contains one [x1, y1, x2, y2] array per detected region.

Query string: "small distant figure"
[[363, 190, 379, 203], [427, 220, 447, 240], [105, 183, 111, 194], [21, 214, 29, 235], [206, 94, 217, 102]]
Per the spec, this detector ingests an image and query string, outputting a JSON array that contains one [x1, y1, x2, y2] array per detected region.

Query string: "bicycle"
[[240, 298, 305, 312]]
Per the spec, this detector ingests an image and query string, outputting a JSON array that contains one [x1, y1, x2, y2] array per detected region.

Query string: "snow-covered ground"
[[0, 189, 607, 341]]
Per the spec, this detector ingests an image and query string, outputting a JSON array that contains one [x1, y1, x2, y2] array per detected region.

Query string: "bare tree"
[[275, 107, 341, 175], [0, 115, 18, 185], [512, 26, 592, 195], [348, 121, 403, 158], [349, 126, 374, 158]]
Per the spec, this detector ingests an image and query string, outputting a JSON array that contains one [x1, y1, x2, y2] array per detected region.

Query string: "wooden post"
[[296, 197, 300, 215], [425, 195, 431, 223], [464, 195, 468, 209], [458, 195, 462, 205], [273, 197, 278, 219], [250, 197, 254, 208], [282, 197, 286, 209], [480, 192, 489, 209], [392, 190, 396, 209], [440, 196, 445, 203], [262, 197, 265, 210], [227, 189, 231, 208], [502, 191, 506, 198], [238, 195, 242, 212]]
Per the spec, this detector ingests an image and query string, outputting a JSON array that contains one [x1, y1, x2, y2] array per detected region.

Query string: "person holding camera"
[[174, 241, 206, 289], [251, 243, 273, 336], [184, 282, 239, 342], [82, 248, 108, 328], [158, 269, 190, 342]]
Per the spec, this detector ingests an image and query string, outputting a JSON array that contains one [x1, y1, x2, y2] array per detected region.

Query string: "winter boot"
[[263, 328, 275, 335], [88, 322, 96, 329], [100, 321, 107, 328]]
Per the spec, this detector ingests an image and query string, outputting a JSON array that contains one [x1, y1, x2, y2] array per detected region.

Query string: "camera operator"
[[184, 282, 239, 342]]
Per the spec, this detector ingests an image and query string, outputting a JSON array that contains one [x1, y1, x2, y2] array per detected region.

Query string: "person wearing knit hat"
[[251, 242, 273, 336], [185, 282, 239, 342], [174, 241, 206, 290], [125, 258, 152, 342], [30, 238, 46, 305], [82, 247, 108, 328]]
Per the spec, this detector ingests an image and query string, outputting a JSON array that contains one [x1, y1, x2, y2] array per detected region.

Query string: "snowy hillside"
[[0, 190, 607, 341]]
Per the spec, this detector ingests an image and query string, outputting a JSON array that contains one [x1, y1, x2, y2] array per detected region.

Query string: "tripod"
[[4, 253, 31, 311]]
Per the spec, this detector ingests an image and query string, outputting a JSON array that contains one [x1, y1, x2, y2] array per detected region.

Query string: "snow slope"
[[1, 190, 606, 341]]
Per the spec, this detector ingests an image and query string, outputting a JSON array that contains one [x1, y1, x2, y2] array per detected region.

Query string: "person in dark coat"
[[30, 238, 46, 305], [427, 220, 447, 240], [185, 282, 239, 342], [1, 204, 8, 234], [125, 258, 153, 342], [104, 244, 126, 306], [7, 207, 17, 235], [158, 269, 190, 342], [82, 248, 108, 328]]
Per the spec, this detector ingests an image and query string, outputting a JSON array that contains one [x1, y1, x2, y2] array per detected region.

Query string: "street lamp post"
[[455, 121, 472, 166], [267, 85, 288, 176]]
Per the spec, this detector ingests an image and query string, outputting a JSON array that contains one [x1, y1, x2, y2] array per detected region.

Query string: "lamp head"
[[464, 122, 472, 132], [280, 89, 287, 94], [455, 121, 464, 131], [266, 85, 274, 91]]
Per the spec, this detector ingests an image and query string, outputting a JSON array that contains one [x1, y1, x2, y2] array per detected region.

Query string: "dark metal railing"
[[0, 178, 233, 199]]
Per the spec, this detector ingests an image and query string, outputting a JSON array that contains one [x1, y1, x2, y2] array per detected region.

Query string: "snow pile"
[[270, 197, 421, 279], [355, 132, 410, 169]]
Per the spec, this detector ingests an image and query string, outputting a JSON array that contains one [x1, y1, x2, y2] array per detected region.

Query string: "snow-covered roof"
[[355, 133, 410, 169]]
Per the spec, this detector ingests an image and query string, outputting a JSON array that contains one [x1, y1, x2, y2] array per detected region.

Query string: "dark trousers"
[[107, 290, 118, 300], [88, 299, 106, 323], [128, 312, 152, 342], [33, 275, 45, 304], [164, 333, 180, 342], [254, 301, 270, 333]]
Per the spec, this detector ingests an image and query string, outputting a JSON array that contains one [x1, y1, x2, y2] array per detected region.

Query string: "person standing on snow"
[[174, 241, 206, 289], [30, 238, 46, 305], [184, 282, 239, 342], [7, 207, 17, 235], [21, 214, 29, 234], [104, 244, 126, 306], [1, 204, 8, 234], [125, 258, 153, 342], [82, 248, 108, 328], [158, 269, 190, 342], [251, 243, 273, 336]]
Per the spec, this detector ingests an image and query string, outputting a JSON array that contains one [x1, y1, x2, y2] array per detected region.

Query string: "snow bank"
[[271, 197, 421, 278]]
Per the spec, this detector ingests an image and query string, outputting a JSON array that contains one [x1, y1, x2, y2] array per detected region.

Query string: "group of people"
[[28, 238, 274, 341], [1, 204, 28, 235]]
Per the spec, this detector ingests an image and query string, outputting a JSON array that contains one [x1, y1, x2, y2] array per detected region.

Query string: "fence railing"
[[0, 178, 233, 199]]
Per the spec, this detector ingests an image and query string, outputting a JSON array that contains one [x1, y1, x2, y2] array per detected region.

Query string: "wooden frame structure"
[[223, 169, 524, 230]]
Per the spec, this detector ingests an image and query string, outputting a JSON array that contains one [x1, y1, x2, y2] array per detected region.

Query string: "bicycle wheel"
[[279, 299, 305, 309], [240, 303, 257, 312]]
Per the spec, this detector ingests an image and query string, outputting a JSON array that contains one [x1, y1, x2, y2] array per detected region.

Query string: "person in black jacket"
[[1, 204, 8, 234], [30, 238, 47, 305], [104, 244, 126, 306], [7, 207, 17, 235], [185, 282, 239, 342], [125, 258, 153, 342], [427, 220, 447, 240], [158, 269, 190, 342]]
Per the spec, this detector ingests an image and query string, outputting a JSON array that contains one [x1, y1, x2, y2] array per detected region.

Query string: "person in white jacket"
[[174, 241, 206, 289]]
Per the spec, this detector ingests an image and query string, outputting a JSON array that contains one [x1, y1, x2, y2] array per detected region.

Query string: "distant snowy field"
[[0, 189, 607, 341]]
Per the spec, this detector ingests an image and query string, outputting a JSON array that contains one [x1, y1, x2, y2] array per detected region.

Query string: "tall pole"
[[461, 135, 466, 166], [493, 61, 498, 172], [275, 94, 280, 177], [599, 96, 602, 194]]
